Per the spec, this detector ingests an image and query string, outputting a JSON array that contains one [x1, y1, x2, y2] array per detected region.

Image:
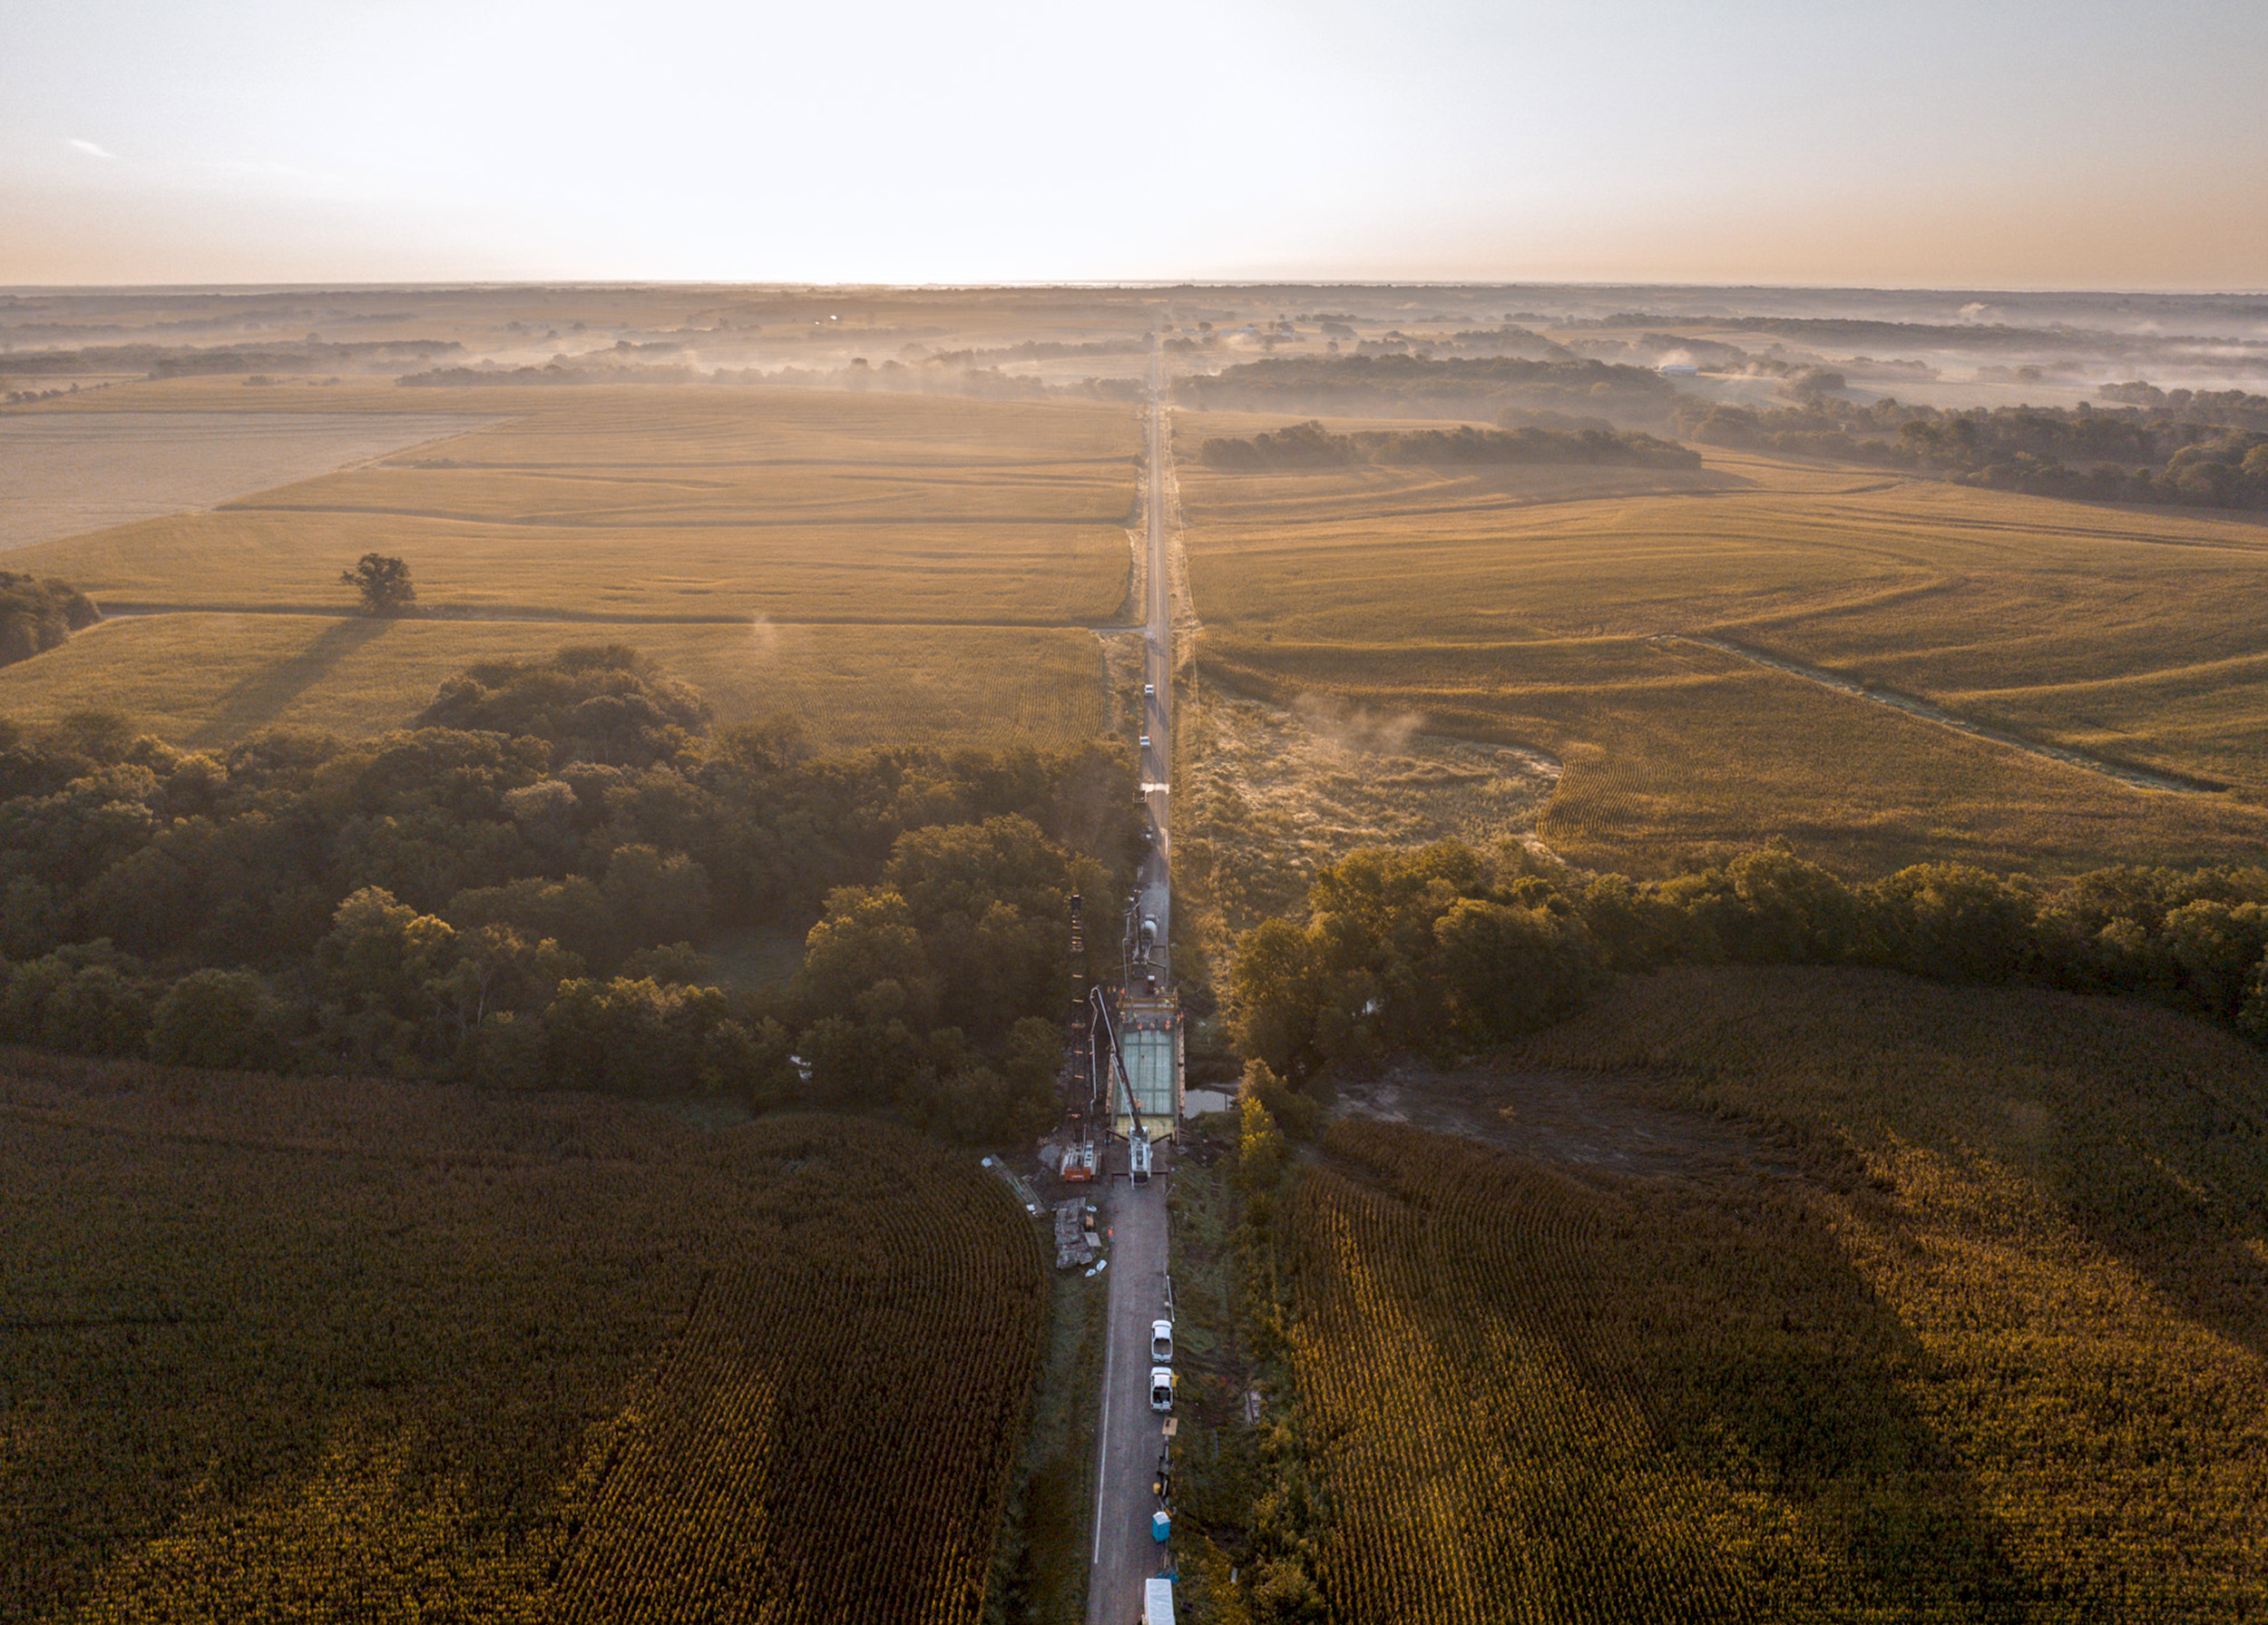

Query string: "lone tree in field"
[[340, 553, 416, 616]]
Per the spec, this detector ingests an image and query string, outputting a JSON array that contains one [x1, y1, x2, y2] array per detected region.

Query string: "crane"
[[1090, 985, 1152, 1184]]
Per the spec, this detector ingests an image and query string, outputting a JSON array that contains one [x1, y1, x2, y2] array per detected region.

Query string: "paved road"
[[1135, 340, 1171, 985], [1087, 1170, 1174, 1622], [1088, 336, 1176, 1625]]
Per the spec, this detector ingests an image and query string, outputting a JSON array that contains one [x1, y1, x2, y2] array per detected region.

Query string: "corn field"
[[1289, 1121, 1755, 1623], [5, 1072, 1047, 1624], [1289, 965, 2268, 1621]]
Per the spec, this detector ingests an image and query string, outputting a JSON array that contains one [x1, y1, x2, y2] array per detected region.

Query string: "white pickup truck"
[[1149, 1366, 1174, 1412], [1150, 1317, 1173, 1363]]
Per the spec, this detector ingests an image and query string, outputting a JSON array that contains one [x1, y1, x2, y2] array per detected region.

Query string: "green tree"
[[339, 553, 416, 616], [315, 886, 459, 1068], [541, 975, 733, 1095], [1227, 916, 1320, 1081], [0, 942, 158, 1055], [797, 887, 938, 1026], [601, 843, 712, 948], [149, 968, 286, 1071], [1432, 896, 1603, 1043]]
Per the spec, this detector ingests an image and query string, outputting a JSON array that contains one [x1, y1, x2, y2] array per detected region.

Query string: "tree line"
[[0, 646, 1141, 1141], [0, 572, 99, 666], [1197, 420, 1698, 471], [1229, 838, 2268, 1084], [1177, 354, 1681, 423], [1672, 389, 2268, 510]]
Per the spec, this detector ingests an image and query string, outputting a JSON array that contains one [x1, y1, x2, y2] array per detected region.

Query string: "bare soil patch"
[[1332, 1061, 1783, 1184]]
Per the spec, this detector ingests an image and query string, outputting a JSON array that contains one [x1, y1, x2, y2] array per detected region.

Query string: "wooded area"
[[0, 644, 1140, 1139]]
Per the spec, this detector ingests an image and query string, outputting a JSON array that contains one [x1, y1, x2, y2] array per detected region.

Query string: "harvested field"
[[1179, 437, 2268, 875], [0, 381, 1137, 750], [0, 409, 496, 549], [0, 612, 1107, 751], [10, 387, 1138, 625], [0, 1065, 1047, 1624]]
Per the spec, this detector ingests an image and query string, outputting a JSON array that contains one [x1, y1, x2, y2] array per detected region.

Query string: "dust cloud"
[[1289, 691, 1427, 756]]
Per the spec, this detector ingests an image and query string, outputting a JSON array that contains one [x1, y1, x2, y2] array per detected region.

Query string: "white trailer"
[[1144, 1576, 1175, 1625]]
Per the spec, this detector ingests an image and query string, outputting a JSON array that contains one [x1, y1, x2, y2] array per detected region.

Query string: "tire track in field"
[[1671, 633, 2221, 794]]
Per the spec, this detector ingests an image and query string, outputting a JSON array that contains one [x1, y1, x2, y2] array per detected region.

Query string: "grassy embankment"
[[1266, 967, 2268, 1620], [0, 381, 1136, 750], [1, 1059, 1049, 1624], [1176, 422, 2268, 876]]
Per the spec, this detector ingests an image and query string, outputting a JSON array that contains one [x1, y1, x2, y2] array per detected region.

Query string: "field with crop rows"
[[12, 383, 1137, 624], [1178, 426, 2268, 875], [1, 1062, 1047, 1623], [1, 379, 1137, 749], [1286, 966, 2268, 1620], [0, 612, 1107, 752], [1294, 1129, 1751, 1620]]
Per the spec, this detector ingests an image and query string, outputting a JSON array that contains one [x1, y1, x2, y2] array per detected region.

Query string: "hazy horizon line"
[[8, 278, 2268, 299]]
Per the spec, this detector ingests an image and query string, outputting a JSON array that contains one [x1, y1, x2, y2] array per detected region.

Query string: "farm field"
[[1176, 687, 1559, 944], [0, 409, 499, 549], [1177, 425, 2268, 875], [1286, 965, 2268, 1620], [0, 1065, 1048, 1624], [0, 612, 1108, 751], [0, 378, 1139, 749], [10, 383, 1137, 624]]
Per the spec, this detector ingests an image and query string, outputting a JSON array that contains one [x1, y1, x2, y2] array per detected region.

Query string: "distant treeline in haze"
[[1198, 419, 1700, 471], [1177, 354, 1681, 421], [1676, 387, 2268, 508], [1, 339, 464, 377]]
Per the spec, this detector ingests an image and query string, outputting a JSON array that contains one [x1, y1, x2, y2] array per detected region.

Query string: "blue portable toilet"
[[1151, 1508, 1171, 1544]]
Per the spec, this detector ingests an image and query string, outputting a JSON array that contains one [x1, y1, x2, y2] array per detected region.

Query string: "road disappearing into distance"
[[1088, 335, 1176, 1624]]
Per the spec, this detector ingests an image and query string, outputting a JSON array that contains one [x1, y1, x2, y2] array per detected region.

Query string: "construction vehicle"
[[1059, 1115, 1098, 1182], [1060, 892, 1098, 1181], [1093, 985, 1155, 1184]]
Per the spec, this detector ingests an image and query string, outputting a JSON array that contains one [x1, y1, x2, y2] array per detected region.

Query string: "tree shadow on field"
[[190, 616, 394, 747], [1580, 1158, 2035, 1620], [2043, 1047, 2268, 1364], [1324, 1121, 2032, 1621]]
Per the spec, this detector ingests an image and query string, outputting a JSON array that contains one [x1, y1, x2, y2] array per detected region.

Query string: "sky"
[[3, 0, 2265, 288]]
